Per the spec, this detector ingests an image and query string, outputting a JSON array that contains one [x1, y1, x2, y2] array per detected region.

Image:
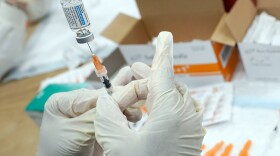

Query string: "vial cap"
[[76, 32, 94, 43]]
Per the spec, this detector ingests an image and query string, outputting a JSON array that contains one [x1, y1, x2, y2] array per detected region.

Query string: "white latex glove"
[[37, 65, 147, 156], [26, 0, 52, 22], [95, 32, 205, 156], [5, 0, 52, 22], [0, 1, 27, 79]]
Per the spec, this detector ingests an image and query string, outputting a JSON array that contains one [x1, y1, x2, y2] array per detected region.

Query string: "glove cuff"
[[0, 2, 27, 27]]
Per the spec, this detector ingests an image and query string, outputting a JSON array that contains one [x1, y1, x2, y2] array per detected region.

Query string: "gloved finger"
[[174, 81, 203, 112], [95, 94, 132, 150], [123, 107, 142, 123], [122, 62, 150, 122], [123, 100, 146, 123], [112, 79, 148, 111], [192, 98, 203, 112], [45, 89, 103, 118], [93, 142, 103, 156], [174, 81, 188, 96], [111, 65, 146, 122], [68, 108, 96, 142], [112, 63, 151, 87], [131, 62, 151, 79], [111, 66, 133, 86]]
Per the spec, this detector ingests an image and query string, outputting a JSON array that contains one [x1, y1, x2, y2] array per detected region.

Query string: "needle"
[[87, 42, 94, 54], [260, 110, 280, 156]]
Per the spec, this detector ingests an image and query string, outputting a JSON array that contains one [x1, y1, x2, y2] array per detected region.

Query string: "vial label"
[[63, 3, 90, 29]]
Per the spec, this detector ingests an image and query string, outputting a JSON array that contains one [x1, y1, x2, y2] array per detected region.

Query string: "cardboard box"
[[223, 0, 256, 12], [100, 0, 239, 88], [226, 0, 280, 81], [27, 0, 245, 124]]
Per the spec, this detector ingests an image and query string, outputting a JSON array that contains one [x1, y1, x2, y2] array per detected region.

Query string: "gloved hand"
[[0, 1, 27, 79], [5, 0, 52, 22], [36, 65, 147, 156], [95, 32, 206, 156], [0, 0, 51, 79], [25, 0, 52, 22]]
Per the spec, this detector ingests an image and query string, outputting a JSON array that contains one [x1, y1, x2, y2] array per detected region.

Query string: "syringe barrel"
[[60, 0, 94, 43]]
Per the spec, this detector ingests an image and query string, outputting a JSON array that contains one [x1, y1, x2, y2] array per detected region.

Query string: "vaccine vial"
[[60, 0, 94, 43]]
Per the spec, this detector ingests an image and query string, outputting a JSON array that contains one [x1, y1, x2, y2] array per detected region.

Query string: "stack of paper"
[[39, 63, 94, 91], [243, 12, 280, 46], [190, 83, 234, 126]]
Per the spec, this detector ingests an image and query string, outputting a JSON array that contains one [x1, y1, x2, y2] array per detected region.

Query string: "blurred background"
[[0, 0, 279, 155]]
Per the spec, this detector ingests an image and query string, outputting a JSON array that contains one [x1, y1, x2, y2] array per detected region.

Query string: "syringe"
[[60, 0, 113, 94], [91, 54, 113, 94], [261, 111, 280, 156]]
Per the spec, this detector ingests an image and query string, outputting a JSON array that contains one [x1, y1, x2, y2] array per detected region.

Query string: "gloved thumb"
[[148, 32, 175, 100], [145, 32, 175, 114], [95, 94, 131, 139], [45, 89, 101, 118]]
